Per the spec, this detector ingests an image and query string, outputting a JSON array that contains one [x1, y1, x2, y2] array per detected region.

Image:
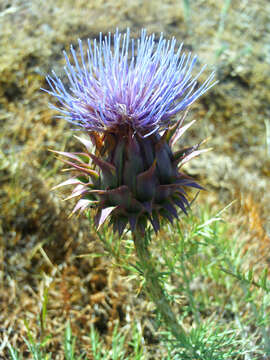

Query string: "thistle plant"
[[45, 29, 216, 343]]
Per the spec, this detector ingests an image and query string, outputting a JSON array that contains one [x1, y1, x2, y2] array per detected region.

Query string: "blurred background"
[[0, 0, 269, 357]]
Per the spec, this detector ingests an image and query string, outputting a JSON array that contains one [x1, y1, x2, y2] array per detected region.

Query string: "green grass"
[[6, 204, 270, 359], [7, 319, 145, 360]]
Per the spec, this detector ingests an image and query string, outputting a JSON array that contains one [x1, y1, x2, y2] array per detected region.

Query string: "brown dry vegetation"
[[0, 0, 270, 358]]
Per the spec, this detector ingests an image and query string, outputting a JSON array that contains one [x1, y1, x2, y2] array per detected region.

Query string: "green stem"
[[133, 231, 187, 343]]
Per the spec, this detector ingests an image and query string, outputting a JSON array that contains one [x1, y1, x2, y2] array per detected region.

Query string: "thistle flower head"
[[46, 29, 216, 235], [46, 29, 215, 137]]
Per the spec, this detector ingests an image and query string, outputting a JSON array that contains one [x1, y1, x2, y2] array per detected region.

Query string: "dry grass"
[[1, 0, 270, 358]]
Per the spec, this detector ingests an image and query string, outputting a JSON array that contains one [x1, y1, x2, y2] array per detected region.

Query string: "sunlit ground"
[[1, 0, 270, 358]]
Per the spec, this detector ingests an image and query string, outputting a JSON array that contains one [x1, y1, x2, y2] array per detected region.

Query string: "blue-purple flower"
[[46, 29, 216, 235]]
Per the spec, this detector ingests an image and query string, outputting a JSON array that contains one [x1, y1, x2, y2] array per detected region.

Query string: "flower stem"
[[133, 231, 187, 343]]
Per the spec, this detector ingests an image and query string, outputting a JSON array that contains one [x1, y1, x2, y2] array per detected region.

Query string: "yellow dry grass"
[[1, 0, 270, 357]]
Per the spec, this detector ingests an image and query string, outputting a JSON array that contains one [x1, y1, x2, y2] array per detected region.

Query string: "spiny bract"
[[45, 29, 216, 235]]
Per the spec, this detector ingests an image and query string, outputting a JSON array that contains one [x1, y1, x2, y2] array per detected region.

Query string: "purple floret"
[[45, 29, 216, 137]]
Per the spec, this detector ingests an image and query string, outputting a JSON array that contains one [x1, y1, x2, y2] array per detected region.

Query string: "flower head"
[[46, 29, 216, 235], [46, 29, 215, 137]]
